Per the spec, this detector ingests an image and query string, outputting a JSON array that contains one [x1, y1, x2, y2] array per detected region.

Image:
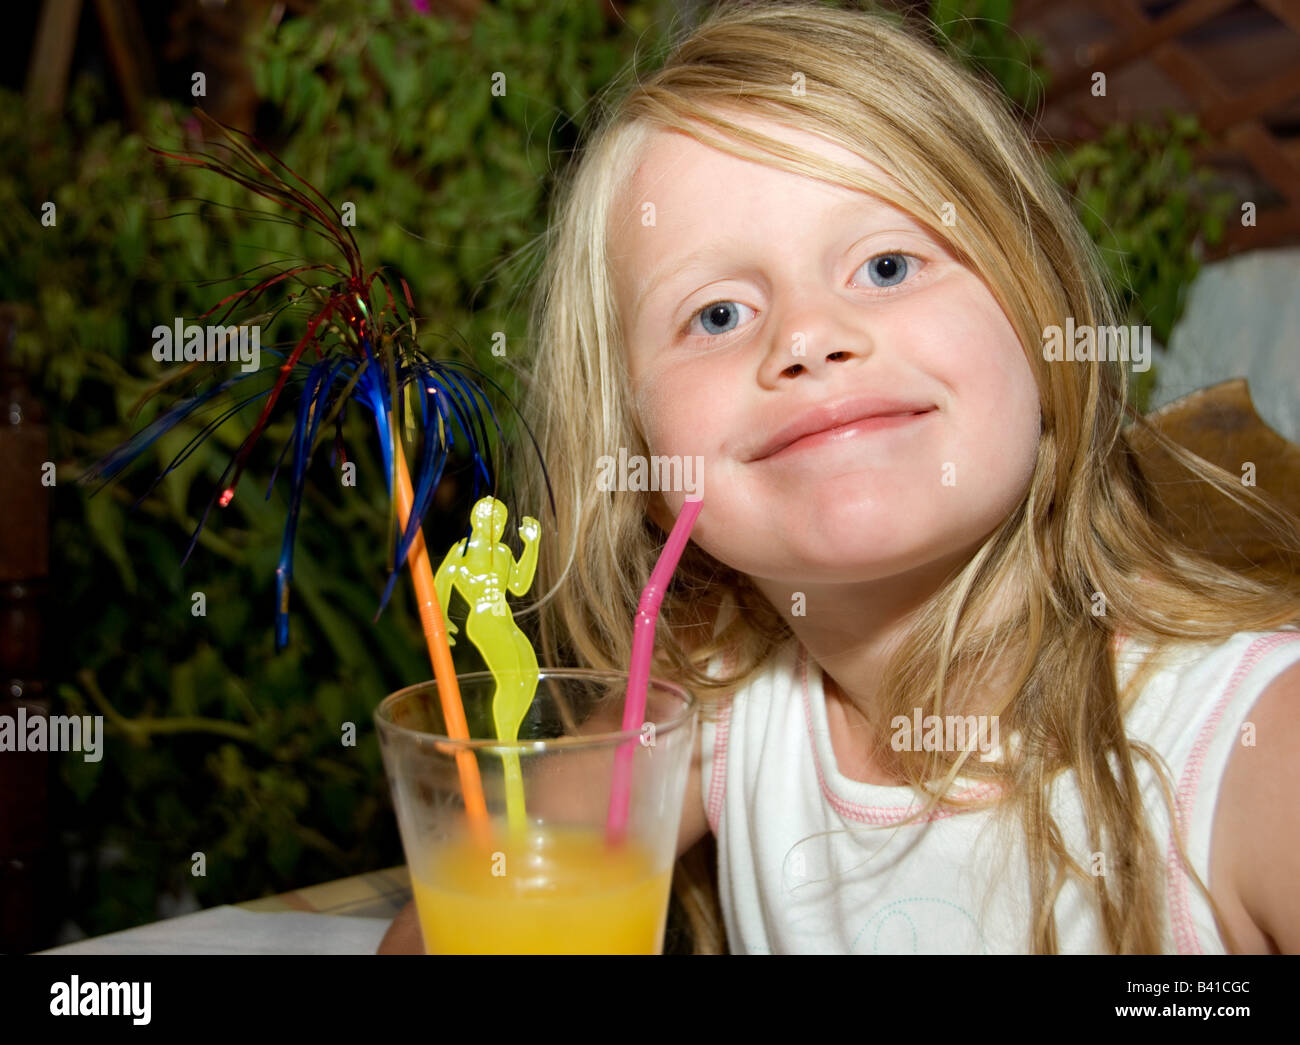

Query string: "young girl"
[[381, 1, 1300, 954]]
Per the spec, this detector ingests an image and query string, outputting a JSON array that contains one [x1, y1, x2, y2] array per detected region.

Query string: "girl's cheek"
[[628, 351, 670, 432], [926, 293, 1034, 418], [632, 363, 706, 454]]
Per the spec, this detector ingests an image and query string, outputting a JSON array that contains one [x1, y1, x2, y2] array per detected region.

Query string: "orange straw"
[[392, 437, 493, 850]]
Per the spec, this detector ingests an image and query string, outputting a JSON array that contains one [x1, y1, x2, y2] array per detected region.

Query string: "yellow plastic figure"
[[434, 496, 540, 834]]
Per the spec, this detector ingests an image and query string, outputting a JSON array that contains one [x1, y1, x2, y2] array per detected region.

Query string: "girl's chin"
[[720, 546, 951, 585], [694, 507, 979, 574], [744, 489, 938, 527]]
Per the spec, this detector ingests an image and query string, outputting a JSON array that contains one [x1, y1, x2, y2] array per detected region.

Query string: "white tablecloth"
[[38, 905, 392, 955]]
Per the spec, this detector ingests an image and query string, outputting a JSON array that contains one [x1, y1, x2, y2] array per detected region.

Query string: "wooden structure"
[[1019, 0, 1300, 255]]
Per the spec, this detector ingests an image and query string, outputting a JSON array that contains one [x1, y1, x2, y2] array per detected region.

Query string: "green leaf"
[[170, 656, 198, 718], [264, 55, 288, 104], [84, 492, 137, 594]]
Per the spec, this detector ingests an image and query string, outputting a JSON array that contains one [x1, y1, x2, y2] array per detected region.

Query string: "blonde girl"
[[382, 0, 1300, 955]]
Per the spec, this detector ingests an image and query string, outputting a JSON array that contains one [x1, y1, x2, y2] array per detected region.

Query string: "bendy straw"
[[605, 497, 703, 846]]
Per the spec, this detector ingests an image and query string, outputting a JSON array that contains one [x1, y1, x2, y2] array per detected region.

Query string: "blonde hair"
[[509, 0, 1300, 953]]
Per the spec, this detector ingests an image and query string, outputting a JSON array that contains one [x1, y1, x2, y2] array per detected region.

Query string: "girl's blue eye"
[[692, 301, 753, 337], [857, 251, 911, 288]]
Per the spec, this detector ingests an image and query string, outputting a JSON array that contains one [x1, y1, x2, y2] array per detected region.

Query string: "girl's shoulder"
[[1116, 627, 1300, 746], [1116, 626, 1300, 679], [1119, 627, 1300, 954]]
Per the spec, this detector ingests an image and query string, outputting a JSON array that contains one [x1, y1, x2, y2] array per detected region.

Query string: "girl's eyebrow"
[[633, 241, 743, 322], [635, 198, 883, 311]]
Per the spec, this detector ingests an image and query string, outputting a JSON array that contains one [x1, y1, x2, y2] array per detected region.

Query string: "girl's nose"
[[755, 290, 877, 386]]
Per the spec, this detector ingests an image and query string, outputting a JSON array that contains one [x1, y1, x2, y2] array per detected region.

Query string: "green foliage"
[[1049, 114, 1235, 408], [930, 0, 1049, 114]]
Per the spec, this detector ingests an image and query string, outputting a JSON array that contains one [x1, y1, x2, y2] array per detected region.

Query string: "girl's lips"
[[759, 408, 935, 461], [749, 395, 938, 461]]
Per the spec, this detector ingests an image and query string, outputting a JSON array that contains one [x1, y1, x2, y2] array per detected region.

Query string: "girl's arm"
[[377, 901, 422, 954], [1210, 657, 1300, 953]]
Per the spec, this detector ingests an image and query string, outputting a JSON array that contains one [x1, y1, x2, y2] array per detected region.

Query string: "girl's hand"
[[518, 517, 540, 543], [445, 620, 458, 647], [376, 899, 424, 954]]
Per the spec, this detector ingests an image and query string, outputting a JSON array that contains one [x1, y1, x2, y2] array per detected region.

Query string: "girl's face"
[[607, 115, 1041, 588]]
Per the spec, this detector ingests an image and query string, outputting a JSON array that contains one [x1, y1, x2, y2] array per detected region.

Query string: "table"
[[37, 867, 413, 955], [235, 865, 412, 920]]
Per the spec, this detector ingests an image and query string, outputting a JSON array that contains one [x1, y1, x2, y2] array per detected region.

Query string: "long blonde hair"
[[509, 0, 1300, 953]]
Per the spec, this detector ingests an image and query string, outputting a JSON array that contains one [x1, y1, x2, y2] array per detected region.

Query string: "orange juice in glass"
[[375, 670, 696, 955]]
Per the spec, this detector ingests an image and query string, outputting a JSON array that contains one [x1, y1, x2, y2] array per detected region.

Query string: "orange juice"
[[412, 823, 673, 954]]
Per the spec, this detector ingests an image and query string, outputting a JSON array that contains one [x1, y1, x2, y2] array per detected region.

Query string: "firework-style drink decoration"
[[82, 110, 553, 846]]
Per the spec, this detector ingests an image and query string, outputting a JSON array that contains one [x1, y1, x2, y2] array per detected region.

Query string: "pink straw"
[[605, 496, 703, 846]]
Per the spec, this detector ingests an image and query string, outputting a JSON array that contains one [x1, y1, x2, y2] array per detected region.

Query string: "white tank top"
[[699, 629, 1300, 953]]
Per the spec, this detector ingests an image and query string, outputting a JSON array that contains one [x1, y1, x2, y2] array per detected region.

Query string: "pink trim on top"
[[1165, 631, 1300, 954], [705, 649, 737, 837], [799, 645, 1004, 825]]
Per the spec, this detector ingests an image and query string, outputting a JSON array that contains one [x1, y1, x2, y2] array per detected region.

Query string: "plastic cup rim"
[[373, 667, 698, 753]]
